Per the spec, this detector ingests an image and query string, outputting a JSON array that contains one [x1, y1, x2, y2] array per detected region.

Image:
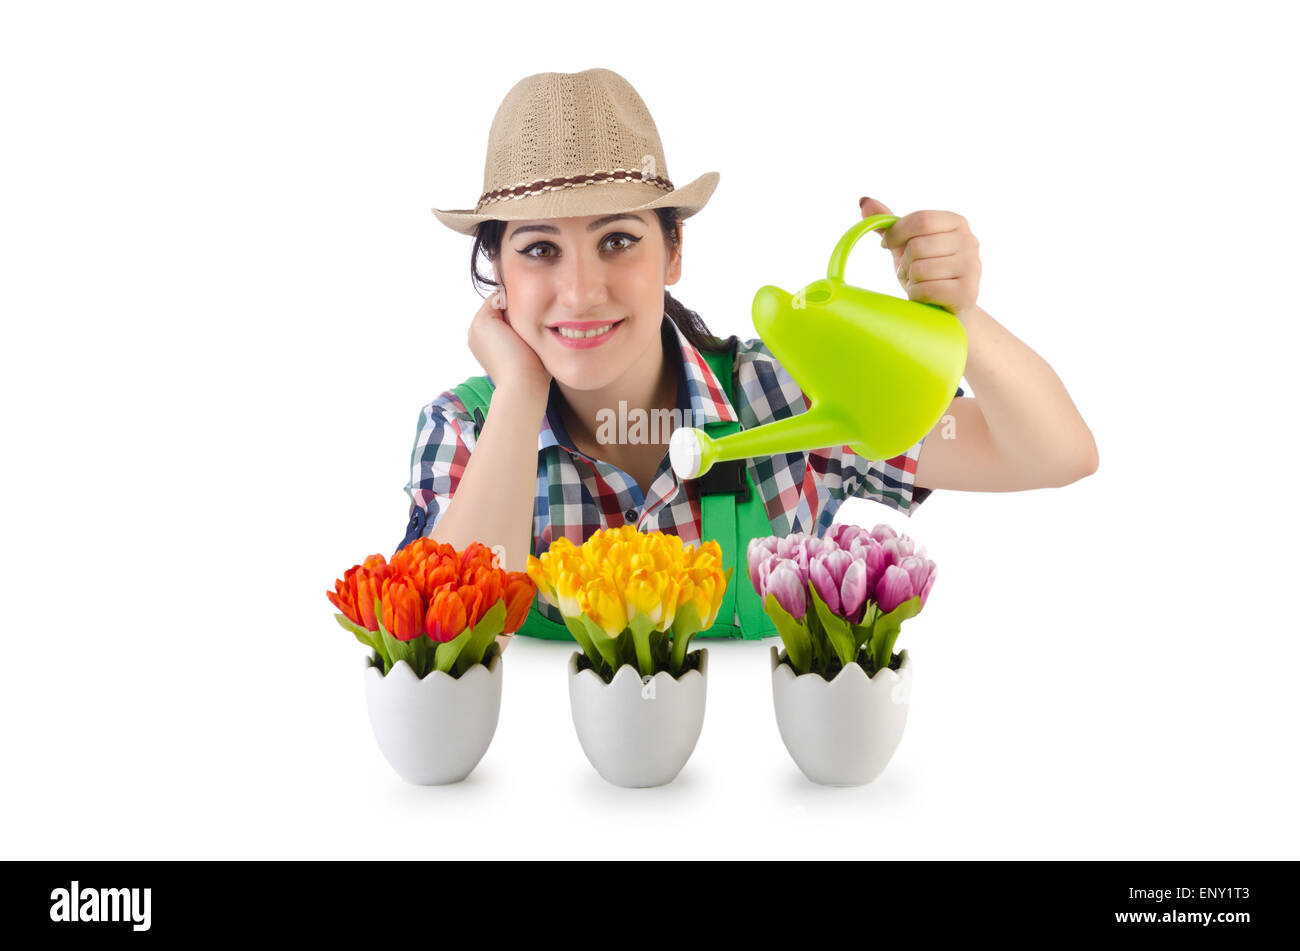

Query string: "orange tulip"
[[416, 561, 458, 603], [381, 578, 425, 642], [456, 585, 483, 632], [354, 566, 388, 631], [503, 574, 536, 632], [327, 565, 363, 628], [458, 541, 496, 575], [426, 586, 468, 643], [333, 539, 530, 666], [327, 554, 396, 630]]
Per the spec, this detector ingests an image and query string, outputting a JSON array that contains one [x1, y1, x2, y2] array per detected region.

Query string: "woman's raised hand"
[[467, 289, 552, 401]]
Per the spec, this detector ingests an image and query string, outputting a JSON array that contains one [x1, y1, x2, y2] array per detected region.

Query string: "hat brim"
[[431, 171, 719, 236]]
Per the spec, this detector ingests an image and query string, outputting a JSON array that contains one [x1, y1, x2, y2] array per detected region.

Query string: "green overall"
[[451, 339, 779, 641]]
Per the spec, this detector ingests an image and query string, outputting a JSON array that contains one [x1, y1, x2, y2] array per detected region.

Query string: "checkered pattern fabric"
[[402, 316, 962, 624]]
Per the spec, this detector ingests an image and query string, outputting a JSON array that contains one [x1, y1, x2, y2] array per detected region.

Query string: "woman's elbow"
[[1058, 436, 1099, 485]]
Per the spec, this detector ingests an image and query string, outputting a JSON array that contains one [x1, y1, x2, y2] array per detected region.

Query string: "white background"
[[2, 0, 1296, 860]]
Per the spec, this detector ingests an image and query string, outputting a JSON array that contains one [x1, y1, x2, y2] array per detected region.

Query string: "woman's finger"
[[897, 232, 966, 278], [901, 275, 967, 308], [905, 251, 971, 284]]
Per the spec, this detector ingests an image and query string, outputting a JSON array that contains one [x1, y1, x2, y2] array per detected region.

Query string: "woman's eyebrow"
[[510, 213, 646, 238]]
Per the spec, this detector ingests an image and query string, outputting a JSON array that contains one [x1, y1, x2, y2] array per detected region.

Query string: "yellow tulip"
[[676, 574, 725, 631], [687, 540, 724, 574], [538, 528, 732, 643], [578, 576, 628, 636], [626, 566, 679, 631], [655, 534, 687, 569], [527, 542, 588, 607], [555, 568, 585, 618], [524, 555, 554, 603], [657, 575, 681, 632]]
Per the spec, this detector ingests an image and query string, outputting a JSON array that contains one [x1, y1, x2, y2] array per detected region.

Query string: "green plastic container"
[[669, 214, 968, 479]]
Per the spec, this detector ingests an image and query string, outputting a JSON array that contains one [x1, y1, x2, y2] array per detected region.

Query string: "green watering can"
[[669, 214, 969, 480]]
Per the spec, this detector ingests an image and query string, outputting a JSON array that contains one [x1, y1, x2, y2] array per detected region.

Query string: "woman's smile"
[[548, 317, 627, 349]]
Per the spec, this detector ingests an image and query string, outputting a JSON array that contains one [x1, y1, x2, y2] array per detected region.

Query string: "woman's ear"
[[665, 221, 683, 286], [492, 263, 506, 305]]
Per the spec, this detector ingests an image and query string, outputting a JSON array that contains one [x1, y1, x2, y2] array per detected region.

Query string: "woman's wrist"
[[493, 378, 551, 416]]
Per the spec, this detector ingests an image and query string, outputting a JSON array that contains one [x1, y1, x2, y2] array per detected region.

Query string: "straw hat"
[[431, 68, 719, 236]]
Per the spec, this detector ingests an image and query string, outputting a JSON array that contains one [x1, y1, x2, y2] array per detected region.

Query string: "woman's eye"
[[518, 234, 641, 259], [604, 232, 640, 251]]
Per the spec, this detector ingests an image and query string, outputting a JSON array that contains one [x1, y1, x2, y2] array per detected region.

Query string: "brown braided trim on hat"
[[475, 168, 675, 210]]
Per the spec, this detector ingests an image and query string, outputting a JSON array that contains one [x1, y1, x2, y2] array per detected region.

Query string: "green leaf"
[[765, 592, 812, 675], [628, 612, 655, 677], [580, 614, 623, 673], [371, 597, 392, 672], [409, 633, 432, 679], [669, 601, 703, 675], [868, 596, 921, 671], [670, 628, 698, 678], [376, 609, 410, 678], [614, 628, 636, 674], [649, 628, 671, 671], [670, 600, 702, 639], [809, 585, 856, 668], [802, 585, 827, 672], [879, 595, 923, 627], [433, 628, 472, 674], [849, 621, 873, 655], [335, 613, 378, 652], [562, 615, 603, 674], [457, 600, 507, 675]]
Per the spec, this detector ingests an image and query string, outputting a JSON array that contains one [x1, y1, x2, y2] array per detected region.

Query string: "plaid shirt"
[[403, 316, 962, 624]]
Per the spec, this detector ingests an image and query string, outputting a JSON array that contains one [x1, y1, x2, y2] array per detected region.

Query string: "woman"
[[401, 68, 1098, 649]]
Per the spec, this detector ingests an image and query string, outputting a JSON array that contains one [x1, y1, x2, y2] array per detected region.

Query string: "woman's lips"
[[549, 318, 625, 349]]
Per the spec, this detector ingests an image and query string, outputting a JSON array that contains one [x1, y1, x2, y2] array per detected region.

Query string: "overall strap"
[[695, 339, 779, 641]]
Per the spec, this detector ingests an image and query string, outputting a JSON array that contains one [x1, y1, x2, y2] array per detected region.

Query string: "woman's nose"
[[557, 249, 609, 311]]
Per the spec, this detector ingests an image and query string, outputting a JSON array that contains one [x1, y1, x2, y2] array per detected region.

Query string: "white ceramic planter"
[[567, 649, 708, 788], [770, 645, 911, 786], [363, 650, 502, 785]]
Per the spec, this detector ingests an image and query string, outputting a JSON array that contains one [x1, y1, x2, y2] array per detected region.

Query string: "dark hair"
[[468, 207, 731, 354]]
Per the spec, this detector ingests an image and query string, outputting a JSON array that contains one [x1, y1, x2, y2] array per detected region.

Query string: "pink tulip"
[[809, 548, 851, 614], [840, 558, 868, 624], [874, 564, 915, 615], [853, 540, 886, 602], [827, 522, 867, 549], [755, 554, 778, 595], [789, 538, 812, 577], [750, 527, 936, 628], [765, 562, 807, 620], [747, 536, 780, 584], [899, 554, 937, 609]]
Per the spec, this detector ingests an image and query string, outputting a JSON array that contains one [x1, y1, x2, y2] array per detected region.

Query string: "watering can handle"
[[827, 214, 899, 283]]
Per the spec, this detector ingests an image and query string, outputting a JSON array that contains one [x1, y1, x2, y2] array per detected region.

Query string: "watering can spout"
[[669, 215, 968, 482]]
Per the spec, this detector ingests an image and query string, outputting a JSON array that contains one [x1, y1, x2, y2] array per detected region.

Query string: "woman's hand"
[[467, 288, 552, 400], [859, 197, 981, 326]]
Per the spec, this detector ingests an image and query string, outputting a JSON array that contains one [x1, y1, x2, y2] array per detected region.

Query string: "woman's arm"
[[858, 197, 1097, 491], [430, 381, 548, 657], [428, 380, 549, 574], [914, 304, 1098, 491]]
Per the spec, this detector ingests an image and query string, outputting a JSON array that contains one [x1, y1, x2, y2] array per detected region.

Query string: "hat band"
[[475, 167, 675, 211]]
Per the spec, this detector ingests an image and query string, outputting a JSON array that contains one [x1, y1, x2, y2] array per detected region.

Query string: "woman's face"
[[495, 211, 682, 391]]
